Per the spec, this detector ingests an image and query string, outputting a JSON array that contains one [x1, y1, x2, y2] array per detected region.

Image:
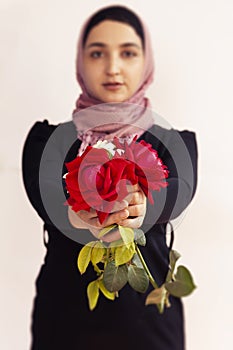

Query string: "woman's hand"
[[68, 184, 147, 242], [68, 201, 129, 240], [119, 184, 147, 229]]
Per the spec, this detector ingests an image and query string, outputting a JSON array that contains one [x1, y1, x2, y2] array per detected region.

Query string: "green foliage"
[[166, 249, 181, 282], [134, 229, 146, 246], [118, 226, 134, 245], [91, 241, 105, 265], [109, 238, 124, 255], [165, 265, 196, 297], [128, 265, 149, 293], [99, 280, 115, 300], [87, 280, 99, 311], [103, 260, 128, 292], [77, 242, 95, 274], [145, 286, 168, 313], [132, 253, 143, 268], [77, 229, 196, 313], [145, 249, 196, 313], [115, 242, 135, 266], [98, 224, 117, 238]]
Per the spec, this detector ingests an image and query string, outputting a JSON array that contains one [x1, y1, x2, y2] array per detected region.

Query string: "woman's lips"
[[102, 82, 124, 91]]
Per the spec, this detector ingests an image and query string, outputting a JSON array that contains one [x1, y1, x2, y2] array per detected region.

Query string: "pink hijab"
[[72, 6, 155, 154]]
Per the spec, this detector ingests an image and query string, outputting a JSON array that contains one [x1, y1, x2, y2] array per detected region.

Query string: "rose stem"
[[104, 248, 110, 269], [135, 244, 158, 289]]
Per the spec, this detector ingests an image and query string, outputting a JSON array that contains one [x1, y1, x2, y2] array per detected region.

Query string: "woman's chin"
[[99, 95, 129, 104], [91, 89, 130, 104]]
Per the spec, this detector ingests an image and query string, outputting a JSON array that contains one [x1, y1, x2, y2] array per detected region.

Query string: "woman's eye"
[[122, 51, 137, 58], [90, 51, 103, 58]]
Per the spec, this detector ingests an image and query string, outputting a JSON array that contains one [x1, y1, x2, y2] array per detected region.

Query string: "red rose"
[[65, 146, 137, 224], [113, 137, 169, 203], [65, 146, 109, 214], [65, 137, 168, 224], [96, 158, 138, 223]]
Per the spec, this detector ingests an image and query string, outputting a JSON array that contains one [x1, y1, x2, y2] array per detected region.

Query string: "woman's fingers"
[[118, 215, 145, 229], [72, 186, 147, 241], [110, 200, 128, 213], [77, 208, 97, 219], [118, 189, 147, 228], [128, 203, 146, 217], [68, 207, 96, 229], [89, 208, 129, 228], [126, 183, 140, 193], [124, 190, 145, 205]]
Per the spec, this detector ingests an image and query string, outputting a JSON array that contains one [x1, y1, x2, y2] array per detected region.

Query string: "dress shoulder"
[[141, 124, 198, 163], [22, 120, 60, 225], [24, 119, 58, 142], [145, 124, 197, 141], [140, 124, 198, 225]]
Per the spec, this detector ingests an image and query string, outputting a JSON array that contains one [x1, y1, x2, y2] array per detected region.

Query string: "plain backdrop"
[[1, 0, 233, 349]]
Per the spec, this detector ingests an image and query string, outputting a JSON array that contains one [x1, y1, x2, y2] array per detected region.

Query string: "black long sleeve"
[[22, 120, 94, 245], [139, 125, 198, 228]]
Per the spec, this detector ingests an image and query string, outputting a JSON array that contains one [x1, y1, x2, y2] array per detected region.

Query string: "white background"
[[1, 0, 233, 349]]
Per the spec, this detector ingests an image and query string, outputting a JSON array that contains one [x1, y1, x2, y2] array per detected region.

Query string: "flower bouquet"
[[64, 137, 196, 313]]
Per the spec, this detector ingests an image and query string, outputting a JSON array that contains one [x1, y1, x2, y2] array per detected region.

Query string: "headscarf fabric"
[[72, 6, 155, 153]]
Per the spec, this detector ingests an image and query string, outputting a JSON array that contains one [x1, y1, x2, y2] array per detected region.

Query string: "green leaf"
[[118, 226, 134, 245], [145, 285, 167, 313], [98, 224, 118, 238], [128, 265, 149, 293], [87, 280, 99, 311], [134, 229, 146, 246], [166, 249, 181, 282], [115, 243, 135, 266], [165, 265, 196, 297], [99, 280, 115, 301], [77, 242, 95, 274], [170, 250, 181, 272], [91, 241, 105, 265], [103, 260, 128, 292], [109, 239, 124, 258], [109, 238, 124, 249], [132, 253, 143, 268]]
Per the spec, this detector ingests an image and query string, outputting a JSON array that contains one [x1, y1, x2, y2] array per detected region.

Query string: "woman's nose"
[[105, 55, 121, 76]]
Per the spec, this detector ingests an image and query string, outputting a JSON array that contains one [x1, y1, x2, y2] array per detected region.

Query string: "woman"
[[22, 5, 198, 350]]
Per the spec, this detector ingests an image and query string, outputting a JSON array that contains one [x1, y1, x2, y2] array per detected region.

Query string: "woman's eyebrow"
[[120, 43, 141, 49], [86, 42, 106, 49], [86, 42, 141, 49]]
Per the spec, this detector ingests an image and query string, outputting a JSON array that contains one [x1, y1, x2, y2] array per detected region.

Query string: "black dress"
[[22, 119, 198, 350]]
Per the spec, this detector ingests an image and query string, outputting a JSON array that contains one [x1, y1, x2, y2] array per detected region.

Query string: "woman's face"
[[82, 20, 144, 103]]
